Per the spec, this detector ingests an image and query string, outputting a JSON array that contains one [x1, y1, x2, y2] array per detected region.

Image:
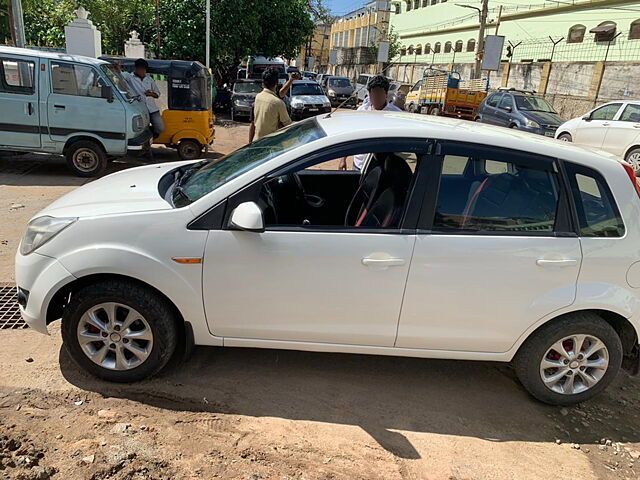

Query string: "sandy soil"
[[1, 117, 640, 480]]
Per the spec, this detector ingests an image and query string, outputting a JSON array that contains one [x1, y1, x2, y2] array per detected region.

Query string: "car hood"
[[291, 94, 329, 105], [521, 110, 564, 126], [37, 161, 196, 219], [328, 86, 354, 95]]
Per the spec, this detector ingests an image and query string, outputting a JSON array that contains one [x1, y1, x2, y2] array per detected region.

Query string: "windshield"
[[100, 64, 135, 100], [514, 95, 556, 113], [234, 82, 262, 94], [328, 78, 351, 88], [174, 120, 327, 206], [291, 83, 324, 96]]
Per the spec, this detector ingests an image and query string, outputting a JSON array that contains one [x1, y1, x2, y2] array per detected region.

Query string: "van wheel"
[[65, 140, 107, 177], [514, 312, 622, 405], [177, 139, 203, 160], [62, 280, 178, 383]]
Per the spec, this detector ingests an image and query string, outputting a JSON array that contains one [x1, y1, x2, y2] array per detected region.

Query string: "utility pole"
[[9, 0, 26, 48], [205, 0, 210, 68], [154, 0, 161, 58], [475, 0, 489, 79]]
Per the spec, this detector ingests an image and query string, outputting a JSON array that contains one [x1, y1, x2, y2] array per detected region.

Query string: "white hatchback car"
[[556, 100, 640, 173], [16, 112, 640, 405]]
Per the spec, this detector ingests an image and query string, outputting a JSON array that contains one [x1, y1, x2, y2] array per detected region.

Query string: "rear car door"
[[479, 92, 502, 124], [396, 142, 581, 353], [0, 55, 40, 148], [600, 103, 640, 157], [573, 103, 623, 148]]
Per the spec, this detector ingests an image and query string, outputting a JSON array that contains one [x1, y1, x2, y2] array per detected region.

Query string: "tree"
[[367, 25, 403, 65]]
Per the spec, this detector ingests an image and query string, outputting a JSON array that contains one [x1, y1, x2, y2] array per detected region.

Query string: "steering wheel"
[[286, 173, 325, 208]]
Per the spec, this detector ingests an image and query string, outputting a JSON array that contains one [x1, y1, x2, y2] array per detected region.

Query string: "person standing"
[[120, 59, 164, 137], [249, 67, 292, 143], [338, 75, 402, 171]]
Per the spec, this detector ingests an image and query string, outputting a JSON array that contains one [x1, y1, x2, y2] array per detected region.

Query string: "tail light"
[[620, 161, 640, 197]]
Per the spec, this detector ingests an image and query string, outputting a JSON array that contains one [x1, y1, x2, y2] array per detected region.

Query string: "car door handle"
[[54, 104, 65, 109], [536, 259, 578, 267], [27, 102, 34, 115], [362, 257, 406, 267], [601, 122, 610, 126]]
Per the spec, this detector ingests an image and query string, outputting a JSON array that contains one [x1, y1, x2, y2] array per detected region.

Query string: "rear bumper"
[[127, 130, 153, 150]]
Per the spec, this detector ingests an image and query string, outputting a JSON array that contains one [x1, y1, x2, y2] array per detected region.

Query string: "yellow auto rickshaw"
[[102, 57, 215, 159]]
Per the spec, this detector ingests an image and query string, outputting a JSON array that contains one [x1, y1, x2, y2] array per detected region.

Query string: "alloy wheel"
[[76, 302, 154, 371], [539, 334, 609, 395], [627, 152, 640, 174]]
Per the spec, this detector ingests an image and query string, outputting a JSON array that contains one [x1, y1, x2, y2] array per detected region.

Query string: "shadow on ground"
[[59, 344, 640, 459]]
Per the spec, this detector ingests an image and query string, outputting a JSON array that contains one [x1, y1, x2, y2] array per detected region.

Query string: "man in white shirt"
[[122, 59, 164, 137], [338, 75, 402, 171]]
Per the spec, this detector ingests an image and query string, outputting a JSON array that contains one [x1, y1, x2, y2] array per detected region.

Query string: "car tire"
[[65, 140, 108, 178], [429, 106, 440, 116], [625, 147, 640, 176], [558, 133, 573, 142], [177, 139, 203, 160], [62, 280, 179, 383], [514, 312, 622, 406]]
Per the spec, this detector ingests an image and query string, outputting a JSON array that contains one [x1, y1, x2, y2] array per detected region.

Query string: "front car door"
[[396, 142, 581, 353], [200, 137, 429, 347], [573, 102, 623, 148], [495, 93, 515, 127], [0, 55, 40, 148], [47, 61, 126, 153], [600, 103, 640, 157]]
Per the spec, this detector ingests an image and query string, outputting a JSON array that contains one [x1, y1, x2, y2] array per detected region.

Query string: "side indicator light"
[[172, 257, 202, 264]]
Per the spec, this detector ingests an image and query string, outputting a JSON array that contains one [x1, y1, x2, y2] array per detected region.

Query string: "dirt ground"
[[2, 118, 640, 480]]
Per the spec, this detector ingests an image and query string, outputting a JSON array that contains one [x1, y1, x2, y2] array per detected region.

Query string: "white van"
[[355, 73, 394, 103]]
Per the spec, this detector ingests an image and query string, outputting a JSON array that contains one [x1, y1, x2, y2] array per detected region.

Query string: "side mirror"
[[582, 114, 591, 121], [503, 105, 512, 112], [230, 201, 264, 232], [101, 84, 114, 103]]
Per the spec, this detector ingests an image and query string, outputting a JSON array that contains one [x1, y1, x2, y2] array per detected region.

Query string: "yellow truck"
[[410, 68, 488, 120]]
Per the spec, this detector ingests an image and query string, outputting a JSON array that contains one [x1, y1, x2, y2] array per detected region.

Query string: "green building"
[[390, 0, 640, 64]]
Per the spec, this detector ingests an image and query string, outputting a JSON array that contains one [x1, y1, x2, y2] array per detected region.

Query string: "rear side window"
[[486, 93, 502, 107], [619, 104, 640, 123], [433, 151, 559, 233], [357, 75, 369, 85], [565, 163, 624, 237], [0, 58, 35, 94]]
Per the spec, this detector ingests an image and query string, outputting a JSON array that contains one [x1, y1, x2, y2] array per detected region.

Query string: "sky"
[[326, 0, 367, 16]]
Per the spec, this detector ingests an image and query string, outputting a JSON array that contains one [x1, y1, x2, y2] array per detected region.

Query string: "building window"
[[425, 44, 431, 54], [434, 42, 441, 53], [400, 48, 407, 56], [455, 40, 463, 52], [567, 24, 586, 43], [591, 21, 617, 42], [414, 0, 420, 9], [408, 45, 415, 55], [422, 0, 429, 6], [416, 44, 423, 55], [630, 20, 640, 40], [406, 0, 412, 11], [431, 0, 439, 4], [394, 2, 401, 14], [467, 38, 476, 52], [444, 41, 452, 53]]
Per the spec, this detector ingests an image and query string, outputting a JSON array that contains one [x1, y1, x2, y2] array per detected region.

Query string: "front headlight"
[[20, 216, 77, 256], [323, 101, 331, 108], [132, 115, 145, 133], [291, 99, 304, 109], [328, 90, 336, 97], [525, 118, 540, 128], [234, 99, 248, 106]]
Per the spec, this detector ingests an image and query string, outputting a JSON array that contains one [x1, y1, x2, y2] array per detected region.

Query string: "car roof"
[[315, 111, 625, 171], [0, 46, 108, 66]]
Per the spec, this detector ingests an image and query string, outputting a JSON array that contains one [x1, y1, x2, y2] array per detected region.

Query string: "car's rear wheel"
[[558, 133, 573, 142], [625, 147, 640, 176], [514, 312, 622, 405], [62, 280, 178, 382]]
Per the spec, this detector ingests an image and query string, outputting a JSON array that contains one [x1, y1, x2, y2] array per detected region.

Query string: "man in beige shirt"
[[249, 68, 292, 142]]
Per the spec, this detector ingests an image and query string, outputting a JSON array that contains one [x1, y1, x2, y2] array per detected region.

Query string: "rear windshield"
[[234, 82, 262, 93], [174, 120, 326, 206], [292, 83, 324, 96]]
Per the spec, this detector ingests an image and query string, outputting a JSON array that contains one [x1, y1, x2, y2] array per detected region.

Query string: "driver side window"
[[257, 148, 421, 230]]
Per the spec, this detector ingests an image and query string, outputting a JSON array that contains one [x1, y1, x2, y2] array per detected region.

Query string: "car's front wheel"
[[62, 280, 178, 382], [558, 133, 573, 142], [514, 312, 622, 405]]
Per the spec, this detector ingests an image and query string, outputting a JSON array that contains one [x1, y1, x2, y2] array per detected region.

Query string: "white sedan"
[[15, 112, 640, 405], [555, 100, 640, 173]]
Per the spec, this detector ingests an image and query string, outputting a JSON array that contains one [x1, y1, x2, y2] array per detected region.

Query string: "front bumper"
[[15, 252, 76, 335], [329, 96, 356, 107], [291, 106, 331, 119], [233, 104, 253, 116], [127, 130, 153, 150], [519, 125, 558, 137]]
